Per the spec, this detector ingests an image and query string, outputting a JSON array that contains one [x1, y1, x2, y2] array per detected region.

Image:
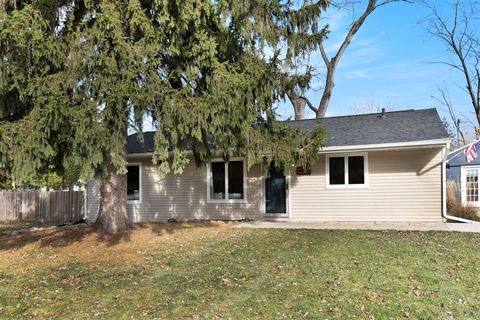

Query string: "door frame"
[[262, 166, 291, 218], [461, 165, 480, 207]]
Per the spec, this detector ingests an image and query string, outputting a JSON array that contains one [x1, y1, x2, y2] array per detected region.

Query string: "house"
[[447, 143, 480, 208], [85, 108, 450, 223]]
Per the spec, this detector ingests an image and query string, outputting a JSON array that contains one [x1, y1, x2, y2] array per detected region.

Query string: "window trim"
[[325, 153, 368, 189], [207, 158, 247, 203], [461, 166, 480, 207], [126, 163, 142, 204]]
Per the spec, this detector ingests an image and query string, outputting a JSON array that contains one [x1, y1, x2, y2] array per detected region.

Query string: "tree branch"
[[299, 96, 318, 113], [432, 86, 467, 145], [319, 42, 330, 67], [426, 0, 480, 126]]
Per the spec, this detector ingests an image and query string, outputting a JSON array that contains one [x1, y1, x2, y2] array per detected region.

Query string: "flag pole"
[[447, 139, 480, 162]]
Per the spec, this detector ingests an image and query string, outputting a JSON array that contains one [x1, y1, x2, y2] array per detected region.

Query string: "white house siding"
[[86, 157, 264, 222], [289, 147, 444, 221]]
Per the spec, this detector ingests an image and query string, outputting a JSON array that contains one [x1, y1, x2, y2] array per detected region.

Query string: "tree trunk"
[[293, 97, 306, 120], [95, 156, 130, 233], [317, 66, 335, 118]]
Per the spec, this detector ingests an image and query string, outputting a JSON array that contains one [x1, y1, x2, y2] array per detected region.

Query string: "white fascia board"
[[126, 139, 451, 158], [127, 152, 154, 158], [126, 150, 194, 160], [318, 138, 450, 153]]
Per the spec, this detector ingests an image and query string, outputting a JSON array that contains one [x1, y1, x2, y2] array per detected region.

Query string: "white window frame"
[[126, 163, 142, 204], [207, 158, 247, 203], [461, 166, 480, 207], [325, 153, 369, 189]]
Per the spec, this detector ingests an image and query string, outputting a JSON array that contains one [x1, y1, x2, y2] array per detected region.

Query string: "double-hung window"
[[127, 164, 141, 203], [326, 154, 368, 188], [208, 159, 246, 202]]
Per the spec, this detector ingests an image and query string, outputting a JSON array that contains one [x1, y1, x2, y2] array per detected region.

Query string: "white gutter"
[[319, 138, 450, 153], [128, 139, 451, 159], [441, 142, 479, 223], [127, 151, 194, 159]]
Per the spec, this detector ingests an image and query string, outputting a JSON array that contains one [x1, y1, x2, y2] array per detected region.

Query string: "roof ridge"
[[287, 108, 437, 122]]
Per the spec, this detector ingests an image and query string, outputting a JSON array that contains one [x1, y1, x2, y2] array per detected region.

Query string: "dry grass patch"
[[0, 222, 34, 233], [0, 221, 237, 273]]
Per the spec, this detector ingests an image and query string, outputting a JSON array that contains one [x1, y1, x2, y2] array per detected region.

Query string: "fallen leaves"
[[0, 225, 479, 319]]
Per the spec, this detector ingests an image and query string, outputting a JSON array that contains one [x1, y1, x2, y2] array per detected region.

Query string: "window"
[[329, 157, 345, 185], [326, 154, 367, 188], [348, 156, 365, 184], [464, 168, 479, 204], [210, 162, 226, 200], [228, 161, 244, 199], [208, 159, 246, 202], [127, 164, 141, 202], [466, 170, 479, 202]]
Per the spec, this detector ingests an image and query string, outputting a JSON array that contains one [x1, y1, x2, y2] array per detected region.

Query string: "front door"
[[265, 164, 288, 216]]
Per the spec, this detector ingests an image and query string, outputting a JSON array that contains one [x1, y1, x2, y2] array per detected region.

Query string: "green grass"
[[1, 225, 480, 319]]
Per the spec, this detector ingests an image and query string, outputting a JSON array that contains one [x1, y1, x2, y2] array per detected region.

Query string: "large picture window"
[[127, 164, 141, 202], [326, 154, 367, 188], [208, 159, 246, 202]]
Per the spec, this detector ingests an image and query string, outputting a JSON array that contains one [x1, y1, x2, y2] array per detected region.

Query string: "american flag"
[[464, 141, 480, 163]]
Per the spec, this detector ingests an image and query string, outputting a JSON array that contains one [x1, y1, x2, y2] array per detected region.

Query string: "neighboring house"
[[86, 108, 450, 223], [447, 144, 480, 207]]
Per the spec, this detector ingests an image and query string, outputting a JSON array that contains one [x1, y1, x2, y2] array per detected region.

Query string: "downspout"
[[442, 143, 479, 223]]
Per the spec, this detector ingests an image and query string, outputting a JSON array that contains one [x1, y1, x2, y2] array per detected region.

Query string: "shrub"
[[447, 181, 480, 221]]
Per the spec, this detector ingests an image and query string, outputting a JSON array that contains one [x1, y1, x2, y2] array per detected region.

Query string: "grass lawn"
[[1, 223, 480, 319]]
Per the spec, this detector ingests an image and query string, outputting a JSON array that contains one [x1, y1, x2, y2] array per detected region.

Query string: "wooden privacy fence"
[[0, 191, 84, 225]]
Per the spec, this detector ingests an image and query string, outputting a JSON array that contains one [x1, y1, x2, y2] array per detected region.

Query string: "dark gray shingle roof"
[[127, 108, 448, 154], [127, 132, 156, 154], [290, 108, 448, 147]]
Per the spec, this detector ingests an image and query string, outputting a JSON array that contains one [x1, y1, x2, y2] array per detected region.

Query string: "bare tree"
[[294, 0, 412, 119], [351, 99, 394, 115], [425, 0, 480, 126], [282, 37, 324, 120], [432, 86, 467, 146]]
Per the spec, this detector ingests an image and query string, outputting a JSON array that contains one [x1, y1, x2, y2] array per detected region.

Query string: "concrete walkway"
[[236, 220, 480, 233]]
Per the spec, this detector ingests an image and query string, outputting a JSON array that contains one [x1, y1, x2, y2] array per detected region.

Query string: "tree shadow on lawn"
[[0, 221, 228, 251]]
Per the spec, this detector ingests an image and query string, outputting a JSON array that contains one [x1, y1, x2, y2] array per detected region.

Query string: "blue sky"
[[275, 1, 477, 137]]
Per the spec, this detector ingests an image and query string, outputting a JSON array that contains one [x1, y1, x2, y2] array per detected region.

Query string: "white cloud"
[[337, 38, 384, 68], [321, 9, 349, 33], [345, 70, 370, 79]]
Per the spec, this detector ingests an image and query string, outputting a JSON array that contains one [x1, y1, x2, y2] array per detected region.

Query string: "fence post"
[[14, 190, 20, 222]]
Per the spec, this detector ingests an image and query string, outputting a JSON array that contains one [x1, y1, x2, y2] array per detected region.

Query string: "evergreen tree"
[[0, 0, 328, 233]]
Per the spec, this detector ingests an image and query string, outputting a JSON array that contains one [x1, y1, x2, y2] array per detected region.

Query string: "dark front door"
[[265, 164, 287, 215]]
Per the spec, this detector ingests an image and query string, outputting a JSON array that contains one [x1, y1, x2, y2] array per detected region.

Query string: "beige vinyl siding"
[[86, 157, 263, 222], [86, 147, 445, 223], [290, 148, 444, 221]]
